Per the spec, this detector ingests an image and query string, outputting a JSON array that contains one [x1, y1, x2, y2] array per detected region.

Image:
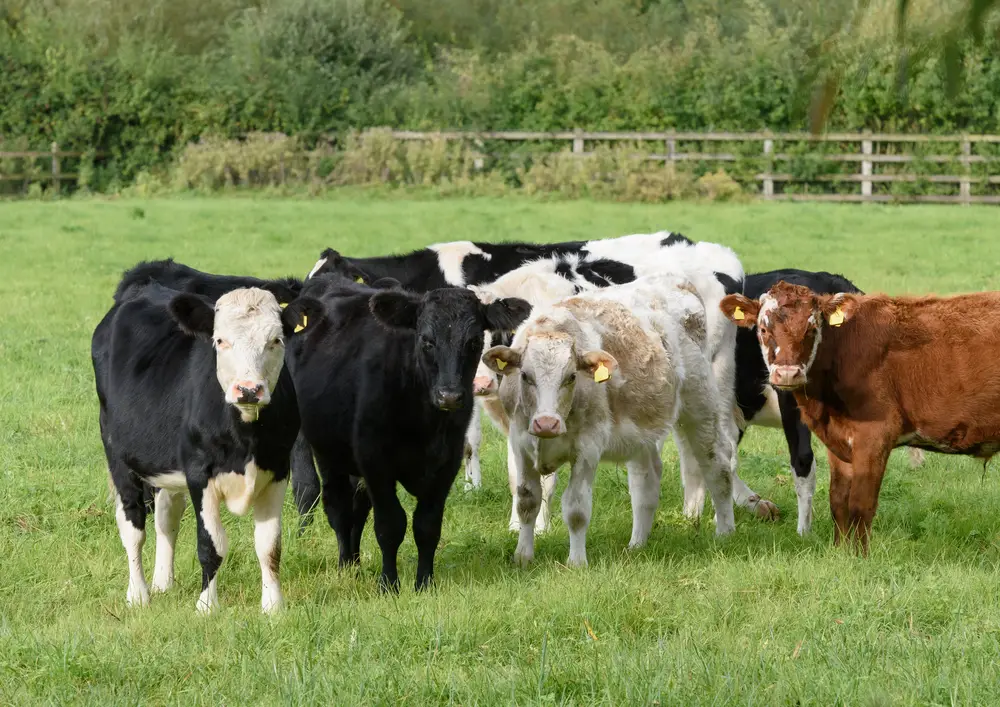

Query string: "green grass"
[[4, 196, 1000, 705]]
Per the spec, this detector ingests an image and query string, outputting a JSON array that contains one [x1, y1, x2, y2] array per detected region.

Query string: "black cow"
[[113, 258, 303, 303], [284, 276, 530, 591], [92, 264, 316, 614]]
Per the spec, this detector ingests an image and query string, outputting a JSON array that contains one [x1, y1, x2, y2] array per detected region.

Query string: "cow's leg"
[[315, 451, 361, 568], [290, 432, 320, 534], [907, 447, 925, 468], [113, 468, 150, 607], [779, 392, 816, 535], [847, 438, 892, 556], [538, 471, 557, 533], [513, 444, 542, 567], [412, 484, 452, 591], [562, 456, 599, 567], [350, 476, 373, 564], [826, 450, 852, 547], [507, 436, 520, 531], [675, 412, 735, 536], [366, 477, 407, 593], [151, 489, 186, 593], [675, 427, 707, 521], [627, 443, 663, 548], [189, 480, 227, 614], [463, 408, 482, 489], [253, 479, 287, 614]]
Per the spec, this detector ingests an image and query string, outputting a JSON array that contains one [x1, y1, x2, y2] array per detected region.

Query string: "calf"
[[720, 282, 986, 553], [285, 276, 529, 591], [92, 272, 312, 613], [483, 274, 736, 567]]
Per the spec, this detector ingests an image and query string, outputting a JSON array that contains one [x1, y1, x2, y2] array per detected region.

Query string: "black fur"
[[659, 232, 693, 247], [734, 269, 863, 480], [285, 278, 530, 592], [577, 258, 636, 287], [114, 258, 301, 305]]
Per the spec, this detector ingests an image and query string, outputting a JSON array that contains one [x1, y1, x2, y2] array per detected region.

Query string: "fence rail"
[[390, 130, 1000, 205], [4, 131, 1000, 203]]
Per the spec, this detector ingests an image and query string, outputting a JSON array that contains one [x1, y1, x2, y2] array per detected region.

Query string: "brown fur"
[[723, 281, 1000, 554]]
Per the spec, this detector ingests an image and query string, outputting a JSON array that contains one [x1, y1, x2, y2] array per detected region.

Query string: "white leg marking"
[[627, 445, 663, 548], [562, 459, 597, 567], [253, 479, 287, 614], [794, 459, 817, 535], [507, 437, 520, 532], [115, 493, 149, 607], [464, 409, 483, 490], [677, 428, 707, 520], [196, 481, 227, 615], [152, 489, 186, 593]]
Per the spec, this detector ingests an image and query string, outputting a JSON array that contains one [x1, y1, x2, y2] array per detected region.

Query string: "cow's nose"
[[433, 388, 464, 411], [473, 375, 496, 396], [530, 415, 563, 438], [234, 381, 265, 404], [770, 366, 806, 389]]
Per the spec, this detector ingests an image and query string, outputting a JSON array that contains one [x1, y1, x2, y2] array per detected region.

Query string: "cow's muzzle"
[[769, 366, 806, 390], [432, 387, 465, 411], [228, 380, 270, 405], [530, 414, 565, 438]]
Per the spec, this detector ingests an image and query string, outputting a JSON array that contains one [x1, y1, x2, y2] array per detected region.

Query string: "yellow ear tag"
[[594, 363, 610, 383], [355, 276, 365, 284], [294, 314, 308, 333], [279, 302, 289, 309], [828, 307, 845, 327], [733, 306, 745, 321], [496, 359, 508, 370]]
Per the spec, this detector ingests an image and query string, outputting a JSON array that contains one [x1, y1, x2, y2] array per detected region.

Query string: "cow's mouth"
[[236, 402, 264, 421]]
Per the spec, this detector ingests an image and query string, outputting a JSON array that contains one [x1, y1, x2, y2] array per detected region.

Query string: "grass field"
[[4, 196, 1000, 705]]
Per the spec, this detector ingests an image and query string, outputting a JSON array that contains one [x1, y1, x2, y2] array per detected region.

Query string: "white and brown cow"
[[483, 274, 736, 567]]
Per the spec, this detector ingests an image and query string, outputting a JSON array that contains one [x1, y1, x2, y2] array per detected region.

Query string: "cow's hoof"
[[749, 495, 780, 521]]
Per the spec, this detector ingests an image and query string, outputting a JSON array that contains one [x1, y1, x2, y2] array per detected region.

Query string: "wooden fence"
[[4, 132, 1000, 203], [0, 143, 89, 191], [391, 130, 1000, 204]]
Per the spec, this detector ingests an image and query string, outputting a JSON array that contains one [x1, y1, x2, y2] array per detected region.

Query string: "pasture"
[[3, 196, 1000, 704]]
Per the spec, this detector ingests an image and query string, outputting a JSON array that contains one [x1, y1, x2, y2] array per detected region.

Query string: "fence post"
[[51, 142, 60, 191], [666, 131, 676, 166], [960, 139, 972, 206], [861, 132, 873, 199], [762, 138, 774, 198], [572, 130, 584, 155]]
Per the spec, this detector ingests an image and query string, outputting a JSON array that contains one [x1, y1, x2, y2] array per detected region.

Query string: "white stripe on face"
[[213, 289, 285, 412]]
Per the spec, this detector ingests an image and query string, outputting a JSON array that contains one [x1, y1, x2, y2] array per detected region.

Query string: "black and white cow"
[[284, 275, 530, 591], [92, 263, 314, 614], [292, 232, 689, 522], [727, 268, 924, 535]]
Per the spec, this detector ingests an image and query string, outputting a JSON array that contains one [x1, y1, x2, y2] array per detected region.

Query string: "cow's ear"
[[281, 297, 325, 337], [483, 297, 532, 332], [261, 279, 301, 308], [578, 350, 618, 383], [483, 346, 521, 376], [169, 293, 215, 339], [819, 293, 860, 328], [370, 291, 421, 330], [719, 294, 760, 328]]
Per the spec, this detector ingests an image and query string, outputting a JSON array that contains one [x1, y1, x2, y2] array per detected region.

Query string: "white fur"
[[427, 241, 489, 286], [307, 257, 327, 279], [253, 479, 286, 614], [115, 492, 149, 607], [794, 459, 817, 535], [152, 489, 186, 592]]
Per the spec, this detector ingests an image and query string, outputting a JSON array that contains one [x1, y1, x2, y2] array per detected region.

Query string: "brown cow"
[[719, 281, 1000, 554]]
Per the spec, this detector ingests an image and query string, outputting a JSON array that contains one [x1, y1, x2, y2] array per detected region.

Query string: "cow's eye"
[[421, 338, 434, 352], [522, 372, 535, 386], [271, 337, 284, 347], [561, 374, 575, 387], [215, 338, 230, 350]]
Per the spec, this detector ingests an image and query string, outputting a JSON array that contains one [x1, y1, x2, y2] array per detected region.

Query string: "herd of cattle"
[[93, 229, 1000, 615]]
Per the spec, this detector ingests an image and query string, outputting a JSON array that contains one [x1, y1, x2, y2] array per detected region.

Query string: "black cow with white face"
[[92, 262, 317, 614], [285, 276, 530, 592]]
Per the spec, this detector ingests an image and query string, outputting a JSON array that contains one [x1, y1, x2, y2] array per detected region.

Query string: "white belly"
[[147, 471, 187, 492], [748, 386, 783, 429], [211, 461, 274, 516]]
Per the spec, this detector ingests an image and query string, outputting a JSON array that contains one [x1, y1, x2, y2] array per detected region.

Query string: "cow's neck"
[[352, 251, 446, 291]]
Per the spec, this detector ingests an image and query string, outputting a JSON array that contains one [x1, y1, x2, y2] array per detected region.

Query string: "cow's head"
[[370, 288, 531, 411], [720, 281, 860, 390], [307, 248, 372, 284], [169, 287, 324, 421], [482, 320, 617, 438]]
